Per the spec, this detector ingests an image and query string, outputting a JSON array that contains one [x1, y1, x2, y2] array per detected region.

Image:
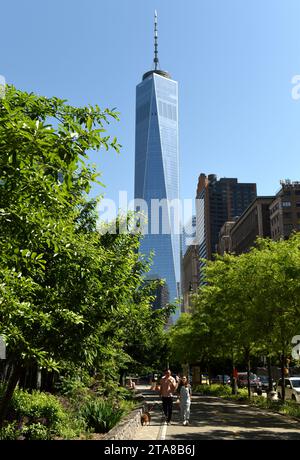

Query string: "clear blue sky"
[[1, 0, 300, 205]]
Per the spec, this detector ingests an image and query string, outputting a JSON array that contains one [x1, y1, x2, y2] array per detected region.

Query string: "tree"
[[0, 86, 169, 423], [172, 235, 300, 399]]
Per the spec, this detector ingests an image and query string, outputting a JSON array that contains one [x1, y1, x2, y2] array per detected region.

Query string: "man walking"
[[159, 369, 177, 425]]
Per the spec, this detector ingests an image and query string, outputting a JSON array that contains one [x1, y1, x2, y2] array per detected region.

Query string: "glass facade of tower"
[[134, 71, 180, 320]]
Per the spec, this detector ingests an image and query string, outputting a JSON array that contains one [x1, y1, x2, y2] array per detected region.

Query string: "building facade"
[[217, 221, 236, 255], [134, 14, 180, 320], [217, 182, 300, 256], [196, 173, 257, 281], [270, 180, 300, 241], [182, 244, 200, 312], [228, 197, 273, 255], [182, 215, 197, 257]]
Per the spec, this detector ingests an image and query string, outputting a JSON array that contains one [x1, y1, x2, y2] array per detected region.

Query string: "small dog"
[[141, 404, 154, 426], [141, 411, 151, 426]]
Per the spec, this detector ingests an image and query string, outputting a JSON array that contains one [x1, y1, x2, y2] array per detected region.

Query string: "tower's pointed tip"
[[153, 9, 159, 70]]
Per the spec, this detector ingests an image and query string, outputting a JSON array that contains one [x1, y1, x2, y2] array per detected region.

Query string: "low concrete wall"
[[103, 406, 144, 440]]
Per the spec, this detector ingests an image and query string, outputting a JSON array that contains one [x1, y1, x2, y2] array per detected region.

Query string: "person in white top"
[[179, 376, 192, 425]]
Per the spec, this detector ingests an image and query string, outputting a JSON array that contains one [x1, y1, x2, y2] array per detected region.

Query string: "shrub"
[[193, 384, 233, 397], [11, 389, 65, 427], [250, 397, 300, 418], [55, 376, 89, 398], [224, 388, 248, 401], [0, 422, 20, 440], [113, 386, 135, 401], [0, 388, 87, 440], [79, 398, 124, 433], [279, 400, 300, 418], [22, 423, 50, 440]]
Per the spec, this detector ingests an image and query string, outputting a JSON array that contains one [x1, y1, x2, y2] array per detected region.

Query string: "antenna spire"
[[154, 10, 159, 70]]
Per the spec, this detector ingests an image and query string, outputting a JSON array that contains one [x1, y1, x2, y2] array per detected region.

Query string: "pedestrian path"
[[133, 385, 300, 440]]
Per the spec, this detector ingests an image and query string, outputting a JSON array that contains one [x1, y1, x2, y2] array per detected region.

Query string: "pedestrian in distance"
[[179, 376, 192, 425], [159, 369, 177, 425]]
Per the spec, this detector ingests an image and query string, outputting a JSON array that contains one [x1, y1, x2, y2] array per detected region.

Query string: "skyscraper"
[[196, 173, 257, 282], [134, 12, 180, 319]]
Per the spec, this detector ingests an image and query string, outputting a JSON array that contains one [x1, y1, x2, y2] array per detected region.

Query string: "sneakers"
[[183, 420, 189, 426]]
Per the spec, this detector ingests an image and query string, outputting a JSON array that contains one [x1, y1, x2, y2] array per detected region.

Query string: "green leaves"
[[0, 85, 165, 396], [172, 234, 300, 369]]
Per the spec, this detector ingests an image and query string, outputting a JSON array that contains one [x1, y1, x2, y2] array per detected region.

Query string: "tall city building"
[[134, 12, 180, 320], [270, 180, 300, 240], [196, 173, 257, 282]]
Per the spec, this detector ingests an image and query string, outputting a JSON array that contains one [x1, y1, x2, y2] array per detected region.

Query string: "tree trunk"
[[207, 362, 212, 385], [281, 353, 285, 402], [231, 359, 238, 395], [119, 370, 126, 387], [0, 363, 22, 427], [246, 353, 251, 399], [267, 355, 273, 393]]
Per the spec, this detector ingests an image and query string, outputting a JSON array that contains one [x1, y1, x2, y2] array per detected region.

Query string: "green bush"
[[193, 384, 250, 400], [0, 384, 137, 439], [114, 386, 135, 401], [193, 384, 233, 397], [79, 398, 124, 433], [22, 423, 50, 440], [279, 400, 300, 418], [0, 388, 87, 440], [224, 388, 249, 401], [250, 396, 300, 418], [11, 389, 65, 426], [0, 422, 20, 440], [55, 376, 89, 397]]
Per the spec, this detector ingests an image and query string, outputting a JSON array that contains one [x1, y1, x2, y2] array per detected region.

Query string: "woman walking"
[[179, 376, 192, 425]]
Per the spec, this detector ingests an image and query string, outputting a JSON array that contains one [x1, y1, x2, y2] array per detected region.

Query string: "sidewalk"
[[133, 384, 300, 440]]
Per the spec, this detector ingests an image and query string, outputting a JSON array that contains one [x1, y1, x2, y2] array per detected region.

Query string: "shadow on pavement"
[[135, 388, 300, 441], [166, 396, 300, 440]]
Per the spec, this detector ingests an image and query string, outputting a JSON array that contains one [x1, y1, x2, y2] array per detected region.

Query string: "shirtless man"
[[159, 369, 177, 425]]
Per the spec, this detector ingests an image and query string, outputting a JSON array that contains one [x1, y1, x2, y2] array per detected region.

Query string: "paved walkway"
[[133, 385, 300, 440]]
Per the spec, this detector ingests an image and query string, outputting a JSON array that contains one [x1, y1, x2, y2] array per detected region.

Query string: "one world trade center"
[[134, 12, 181, 321]]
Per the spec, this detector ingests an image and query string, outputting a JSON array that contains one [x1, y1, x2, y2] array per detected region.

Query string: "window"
[[282, 201, 291, 207], [158, 100, 177, 121]]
